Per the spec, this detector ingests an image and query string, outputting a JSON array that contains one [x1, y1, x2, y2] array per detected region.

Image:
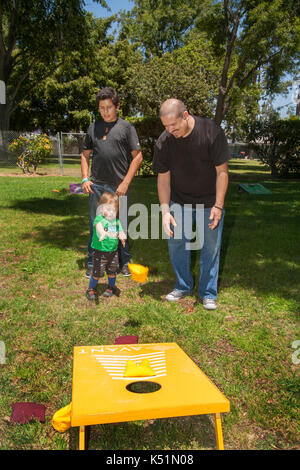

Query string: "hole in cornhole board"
[[126, 381, 161, 394]]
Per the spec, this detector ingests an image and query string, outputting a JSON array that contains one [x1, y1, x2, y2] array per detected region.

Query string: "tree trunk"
[[214, 87, 226, 125], [0, 103, 10, 131], [270, 165, 278, 177]]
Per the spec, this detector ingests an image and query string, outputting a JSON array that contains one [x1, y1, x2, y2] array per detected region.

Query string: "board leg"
[[79, 425, 85, 450], [214, 413, 224, 450]]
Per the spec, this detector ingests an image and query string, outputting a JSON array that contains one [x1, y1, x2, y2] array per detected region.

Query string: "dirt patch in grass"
[[0, 172, 51, 177], [0, 167, 81, 177]]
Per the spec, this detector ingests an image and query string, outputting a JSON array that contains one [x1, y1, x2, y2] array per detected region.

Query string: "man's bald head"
[[159, 99, 187, 119], [159, 98, 194, 138]]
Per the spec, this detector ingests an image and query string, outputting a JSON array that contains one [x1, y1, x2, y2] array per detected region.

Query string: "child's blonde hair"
[[97, 192, 119, 216]]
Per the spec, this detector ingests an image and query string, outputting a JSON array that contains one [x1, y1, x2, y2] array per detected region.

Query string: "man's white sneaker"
[[202, 298, 217, 310], [165, 290, 186, 301]]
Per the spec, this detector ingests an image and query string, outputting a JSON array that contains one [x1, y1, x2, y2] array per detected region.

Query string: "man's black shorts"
[[92, 249, 119, 278]]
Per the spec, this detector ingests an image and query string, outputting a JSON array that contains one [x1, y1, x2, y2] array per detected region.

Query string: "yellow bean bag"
[[128, 263, 149, 283], [124, 359, 155, 377], [51, 402, 72, 432]]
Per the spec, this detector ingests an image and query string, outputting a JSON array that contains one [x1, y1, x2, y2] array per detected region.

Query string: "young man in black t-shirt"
[[81, 87, 143, 278], [152, 99, 230, 309]]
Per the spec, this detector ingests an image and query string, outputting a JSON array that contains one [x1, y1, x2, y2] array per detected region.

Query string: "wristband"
[[81, 177, 89, 184], [214, 205, 223, 211]]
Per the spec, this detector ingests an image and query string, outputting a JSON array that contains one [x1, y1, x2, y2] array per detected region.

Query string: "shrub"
[[9, 133, 53, 174], [126, 116, 164, 176], [249, 117, 300, 177]]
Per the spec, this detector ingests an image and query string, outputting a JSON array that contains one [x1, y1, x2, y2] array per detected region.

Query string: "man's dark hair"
[[96, 87, 120, 107]]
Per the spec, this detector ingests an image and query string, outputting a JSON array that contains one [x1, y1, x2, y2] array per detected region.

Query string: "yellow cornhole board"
[[71, 342, 230, 450]]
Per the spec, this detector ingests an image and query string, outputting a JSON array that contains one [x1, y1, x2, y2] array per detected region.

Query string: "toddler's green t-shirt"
[[92, 214, 123, 252]]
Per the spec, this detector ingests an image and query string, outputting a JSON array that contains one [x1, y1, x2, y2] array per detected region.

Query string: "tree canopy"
[[0, 0, 108, 130], [1, 0, 299, 132], [119, 0, 200, 58], [196, 0, 300, 124], [126, 34, 221, 118]]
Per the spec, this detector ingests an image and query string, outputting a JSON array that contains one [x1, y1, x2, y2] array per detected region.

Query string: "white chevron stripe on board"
[[92, 352, 166, 359], [100, 361, 167, 367], [95, 352, 167, 379], [103, 365, 167, 373], [112, 373, 167, 380]]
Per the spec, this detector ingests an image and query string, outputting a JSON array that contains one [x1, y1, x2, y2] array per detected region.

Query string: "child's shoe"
[[86, 288, 97, 301], [103, 286, 114, 297]]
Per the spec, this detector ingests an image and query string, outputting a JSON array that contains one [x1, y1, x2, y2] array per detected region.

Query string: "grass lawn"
[[0, 159, 299, 450]]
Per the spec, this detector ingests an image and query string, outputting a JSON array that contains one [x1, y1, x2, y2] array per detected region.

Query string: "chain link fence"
[[0, 130, 255, 177], [0, 130, 82, 177]]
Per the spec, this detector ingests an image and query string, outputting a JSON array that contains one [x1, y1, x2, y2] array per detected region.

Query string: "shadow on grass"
[[229, 168, 271, 182], [21, 215, 89, 256], [139, 280, 175, 300], [228, 161, 300, 182], [6, 196, 89, 260], [8, 194, 87, 217], [6, 179, 300, 311], [68, 414, 216, 450], [217, 183, 300, 313]]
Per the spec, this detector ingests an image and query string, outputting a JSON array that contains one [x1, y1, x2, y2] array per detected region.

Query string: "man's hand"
[[119, 230, 127, 247], [162, 212, 177, 237], [115, 180, 129, 196], [208, 206, 223, 230], [82, 180, 94, 194]]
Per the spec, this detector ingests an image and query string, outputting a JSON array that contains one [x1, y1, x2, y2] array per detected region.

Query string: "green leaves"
[[3, 0, 300, 133], [120, 0, 200, 57], [1, 1, 102, 129], [126, 34, 221, 117], [249, 116, 300, 176], [196, 1, 300, 122], [9, 133, 53, 173]]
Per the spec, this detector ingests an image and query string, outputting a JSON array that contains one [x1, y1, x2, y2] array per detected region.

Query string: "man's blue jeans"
[[168, 203, 225, 301], [87, 183, 131, 268]]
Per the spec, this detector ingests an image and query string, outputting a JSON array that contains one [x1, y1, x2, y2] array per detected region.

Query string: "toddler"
[[86, 192, 126, 300]]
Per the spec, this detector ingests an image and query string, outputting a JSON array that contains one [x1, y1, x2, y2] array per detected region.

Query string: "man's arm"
[[157, 171, 177, 237], [118, 230, 127, 247], [215, 162, 229, 209], [81, 149, 94, 194], [157, 171, 171, 211], [115, 149, 143, 196], [209, 162, 229, 230]]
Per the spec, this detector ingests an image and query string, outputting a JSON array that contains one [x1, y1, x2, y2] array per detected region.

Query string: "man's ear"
[[182, 110, 189, 120]]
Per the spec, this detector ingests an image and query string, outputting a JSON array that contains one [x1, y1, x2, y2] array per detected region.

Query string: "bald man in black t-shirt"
[[152, 99, 230, 309]]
